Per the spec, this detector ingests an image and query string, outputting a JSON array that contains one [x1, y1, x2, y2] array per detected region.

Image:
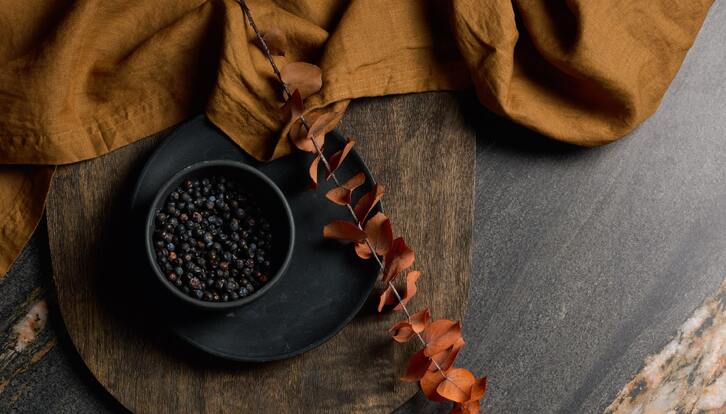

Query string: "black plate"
[[130, 115, 379, 362]]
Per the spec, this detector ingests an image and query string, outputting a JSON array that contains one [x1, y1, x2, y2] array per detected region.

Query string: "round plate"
[[130, 115, 380, 362]]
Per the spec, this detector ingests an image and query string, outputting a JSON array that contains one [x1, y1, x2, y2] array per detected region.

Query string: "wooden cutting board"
[[46, 92, 475, 414]]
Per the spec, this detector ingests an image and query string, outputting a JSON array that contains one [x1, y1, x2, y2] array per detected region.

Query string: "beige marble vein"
[[606, 279, 726, 413]]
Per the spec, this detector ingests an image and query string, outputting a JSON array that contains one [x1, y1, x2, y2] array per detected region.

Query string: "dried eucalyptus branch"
[[239, 2, 486, 412], [240, 0, 437, 364]]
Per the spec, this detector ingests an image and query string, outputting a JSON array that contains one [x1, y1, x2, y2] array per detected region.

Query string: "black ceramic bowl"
[[145, 160, 295, 310]]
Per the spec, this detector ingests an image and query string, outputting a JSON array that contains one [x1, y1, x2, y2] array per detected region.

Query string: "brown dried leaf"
[[325, 172, 365, 206], [325, 187, 351, 206], [354, 212, 392, 259], [377, 285, 396, 312], [436, 368, 475, 403], [280, 62, 322, 99], [289, 111, 341, 153], [402, 348, 431, 382], [279, 89, 303, 122], [323, 220, 366, 242], [469, 377, 487, 402], [289, 115, 307, 146], [379, 272, 421, 314], [353, 244, 368, 259], [393, 270, 421, 311], [420, 370, 447, 402], [289, 121, 315, 153], [423, 320, 462, 357], [326, 138, 355, 179], [409, 308, 431, 333], [253, 27, 287, 56], [430, 336, 465, 372], [308, 111, 340, 140], [308, 155, 321, 190], [389, 321, 415, 343], [382, 237, 415, 283], [353, 184, 384, 223], [390, 308, 429, 342], [343, 171, 366, 189]]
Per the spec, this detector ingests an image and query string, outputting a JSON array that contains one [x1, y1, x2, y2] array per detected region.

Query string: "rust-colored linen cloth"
[[0, 0, 713, 274]]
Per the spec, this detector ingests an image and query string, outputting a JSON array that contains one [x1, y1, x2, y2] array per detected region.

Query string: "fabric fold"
[[452, 0, 713, 145], [0, 166, 54, 274], [0, 0, 714, 275]]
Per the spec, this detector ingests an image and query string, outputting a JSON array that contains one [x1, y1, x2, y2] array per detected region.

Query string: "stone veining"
[[606, 278, 726, 413], [0, 292, 54, 398]]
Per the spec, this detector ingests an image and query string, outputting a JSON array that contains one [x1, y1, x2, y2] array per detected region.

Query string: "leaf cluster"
[[246, 16, 487, 412]]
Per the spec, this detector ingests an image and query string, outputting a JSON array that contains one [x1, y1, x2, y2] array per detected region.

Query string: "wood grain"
[[46, 92, 474, 414]]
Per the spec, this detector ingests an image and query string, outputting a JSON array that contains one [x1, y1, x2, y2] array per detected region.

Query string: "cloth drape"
[[0, 0, 713, 274]]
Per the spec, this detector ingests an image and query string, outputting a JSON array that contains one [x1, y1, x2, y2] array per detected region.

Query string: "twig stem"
[[239, 0, 451, 384]]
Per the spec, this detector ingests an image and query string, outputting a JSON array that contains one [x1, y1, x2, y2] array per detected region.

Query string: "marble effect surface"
[[606, 278, 726, 413], [461, 2, 726, 411]]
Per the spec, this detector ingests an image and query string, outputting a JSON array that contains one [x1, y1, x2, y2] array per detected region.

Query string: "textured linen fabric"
[[0, 0, 713, 275]]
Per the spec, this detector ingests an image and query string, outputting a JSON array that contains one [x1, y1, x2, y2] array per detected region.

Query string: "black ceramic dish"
[[145, 160, 295, 310], [130, 115, 380, 362]]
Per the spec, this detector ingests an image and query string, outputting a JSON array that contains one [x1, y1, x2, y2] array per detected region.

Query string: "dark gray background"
[[2, 2, 725, 413], [466, 3, 726, 412]]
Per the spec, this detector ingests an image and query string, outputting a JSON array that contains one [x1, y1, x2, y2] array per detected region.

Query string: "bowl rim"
[[144, 159, 295, 310]]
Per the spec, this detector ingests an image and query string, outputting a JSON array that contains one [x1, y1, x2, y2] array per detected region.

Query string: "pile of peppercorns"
[[152, 175, 273, 302]]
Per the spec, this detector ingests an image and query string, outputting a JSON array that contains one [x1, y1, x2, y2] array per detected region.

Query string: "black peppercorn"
[[153, 175, 275, 302]]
